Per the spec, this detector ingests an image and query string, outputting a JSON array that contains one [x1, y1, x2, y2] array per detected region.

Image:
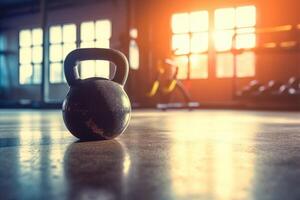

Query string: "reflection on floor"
[[0, 109, 300, 200]]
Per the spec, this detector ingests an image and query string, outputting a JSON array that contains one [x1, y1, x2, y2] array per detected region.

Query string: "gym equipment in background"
[[255, 80, 283, 99], [146, 58, 198, 110], [63, 48, 131, 140], [237, 76, 300, 102], [236, 80, 262, 99]]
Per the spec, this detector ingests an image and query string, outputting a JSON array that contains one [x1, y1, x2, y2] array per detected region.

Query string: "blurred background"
[[0, 0, 299, 110]]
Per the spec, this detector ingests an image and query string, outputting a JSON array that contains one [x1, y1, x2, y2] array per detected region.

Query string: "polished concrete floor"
[[0, 109, 300, 200]]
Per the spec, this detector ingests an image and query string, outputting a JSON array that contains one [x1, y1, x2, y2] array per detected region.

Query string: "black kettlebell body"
[[63, 48, 131, 140]]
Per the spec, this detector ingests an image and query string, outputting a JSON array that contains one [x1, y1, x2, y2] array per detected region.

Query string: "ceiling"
[[0, 0, 38, 9]]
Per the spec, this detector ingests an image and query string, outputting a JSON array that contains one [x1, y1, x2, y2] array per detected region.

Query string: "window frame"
[[170, 5, 257, 80], [171, 10, 210, 80], [18, 28, 43, 85], [48, 23, 77, 84]]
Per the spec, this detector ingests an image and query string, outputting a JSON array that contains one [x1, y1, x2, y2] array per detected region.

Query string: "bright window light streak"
[[32, 46, 43, 63], [174, 56, 189, 79], [63, 24, 76, 43], [236, 6, 256, 28], [172, 34, 190, 55], [190, 33, 208, 53], [213, 30, 234, 51], [236, 33, 256, 49], [19, 30, 31, 47], [49, 44, 62, 62], [81, 21, 95, 41], [81, 61, 96, 79], [96, 61, 110, 79], [19, 64, 33, 84], [236, 52, 255, 77], [33, 64, 41, 84], [190, 11, 209, 32], [50, 63, 63, 83], [32, 28, 43, 45], [95, 20, 112, 40], [215, 8, 235, 30], [190, 54, 208, 79], [216, 53, 234, 78], [171, 13, 190, 34], [50, 26, 62, 44], [19, 47, 32, 64]]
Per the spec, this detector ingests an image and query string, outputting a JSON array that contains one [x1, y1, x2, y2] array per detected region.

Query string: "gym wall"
[[0, 0, 129, 103]]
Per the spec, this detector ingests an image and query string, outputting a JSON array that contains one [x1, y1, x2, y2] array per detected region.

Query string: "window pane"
[[63, 43, 76, 59], [81, 41, 95, 48], [50, 26, 62, 44], [19, 47, 31, 64], [32, 64, 41, 84], [63, 24, 76, 43], [80, 61, 95, 79], [50, 63, 63, 83], [81, 21, 95, 41], [95, 20, 112, 40], [214, 30, 234, 51], [32, 46, 43, 63], [171, 13, 189, 33], [215, 8, 235, 30], [172, 34, 190, 55], [19, 30, 31, 47], [95, 40, 110, 48], [216, 53, 234, 77], [174, 56, 188, 79], [50, 44, 62, 62], [190, 33, 208, 53], [236, 52, 255, 77], [19, 64, 33, 84], [236, 6, 256, 28], [190, 11, 209, 32], [236, 33, 256, 49], [190, 54, 208, 79], [32, 28, 43, 45], [96, 61, 110, 79], [129, 39, 139, 70]]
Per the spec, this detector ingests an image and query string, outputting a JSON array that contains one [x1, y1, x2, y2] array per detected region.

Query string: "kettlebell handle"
[[64, 48, 129, 86]]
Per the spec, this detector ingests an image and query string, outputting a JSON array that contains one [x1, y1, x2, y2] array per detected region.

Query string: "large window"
[[18, 20, 112, 85], [171, 11, 209, 79], [80, 20, 112, 79], [19, 28, 43, 84], [214, 6, 256, 78], [49, 24, 77, 83], [171, 5, 256, 79]]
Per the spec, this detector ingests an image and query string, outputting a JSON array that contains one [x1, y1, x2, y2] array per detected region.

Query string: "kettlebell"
[[62, 48, 131, 140]]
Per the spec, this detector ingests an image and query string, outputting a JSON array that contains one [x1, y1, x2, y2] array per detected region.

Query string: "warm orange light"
[[280, 41, 297, 48], [190, 33, 208, 53], [235, 6, 256, 28], [215, 8, 235, 30], [174, 56, 188, 79], [236, 52, 255, 77], [172, 34, 190, 55], [171, 13, 189, 34], [236, 33, 256, 49], [190, 54, 208, 79], [263, 42, 277, 48], [216, 53, 234, 77], [213, 30, 234, 51], [190, 11, 209, 32]]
